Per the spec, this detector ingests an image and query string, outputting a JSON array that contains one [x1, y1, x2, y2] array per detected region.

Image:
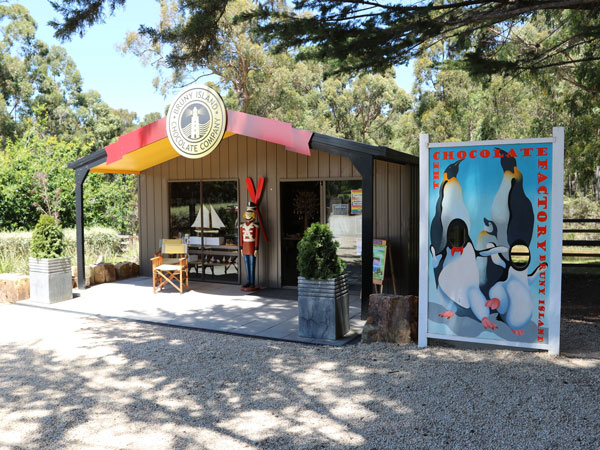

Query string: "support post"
[[75, 168, 89, 290], [548, 127, 564, 355], [418, 134, 429, 349], [350, 154, 374, 319]]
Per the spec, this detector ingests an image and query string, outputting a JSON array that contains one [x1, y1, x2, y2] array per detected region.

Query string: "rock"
[[85, 265, 94, 287], [71, 266, 95, 288], [92, 263, 116, 284], [0, 274, 30, 303], [362, 294, 418, 344], [71, 266, 78, 288], [115, 262, 132, 280]]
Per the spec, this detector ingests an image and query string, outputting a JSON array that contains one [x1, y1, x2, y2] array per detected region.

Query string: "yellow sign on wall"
[[166, 85, 227, 159]]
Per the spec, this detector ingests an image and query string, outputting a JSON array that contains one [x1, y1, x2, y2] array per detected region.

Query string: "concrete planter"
[[298, 273, 349, 340], [29, 257, 72, 304]]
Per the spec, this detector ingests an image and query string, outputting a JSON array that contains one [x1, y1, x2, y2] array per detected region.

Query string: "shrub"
[[63, 227, 122, 259], [0, 230, 31, 274], [563, 194, 600, 219], [297, 222, 346, 280], [29, 215, 66, 259], [0, 227, 136, 274]]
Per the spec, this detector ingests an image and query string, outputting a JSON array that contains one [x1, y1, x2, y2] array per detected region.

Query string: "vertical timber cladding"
[[139, 135, 366, 287], [373, 160, 418, 295], [140, 135, 415, 291]]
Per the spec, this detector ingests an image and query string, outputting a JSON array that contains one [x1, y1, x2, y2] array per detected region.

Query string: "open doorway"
[[280, 181, 321, 286], [325, 180, 363, 291], [279, 179, 363, 289]]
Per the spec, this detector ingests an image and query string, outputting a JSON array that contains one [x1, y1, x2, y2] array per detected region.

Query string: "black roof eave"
[[309, 133, 418, 166], [67, 148, 107, 171]]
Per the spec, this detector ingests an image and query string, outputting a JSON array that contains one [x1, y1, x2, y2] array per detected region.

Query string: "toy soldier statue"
[[240, 202, 260, 290]]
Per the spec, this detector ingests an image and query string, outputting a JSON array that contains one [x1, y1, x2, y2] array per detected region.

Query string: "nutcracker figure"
[[240, 202, 260, 289]]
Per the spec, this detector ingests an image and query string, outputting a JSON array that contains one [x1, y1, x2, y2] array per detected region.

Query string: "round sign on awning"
[[166, 85, 227, 159]]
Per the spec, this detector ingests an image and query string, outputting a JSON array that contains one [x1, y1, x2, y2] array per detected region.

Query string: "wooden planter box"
[[29, 257, 72, 304], [298, 273, 349, 340]]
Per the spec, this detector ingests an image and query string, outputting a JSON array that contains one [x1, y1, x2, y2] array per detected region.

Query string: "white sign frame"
[[418, 128, 564, 355]]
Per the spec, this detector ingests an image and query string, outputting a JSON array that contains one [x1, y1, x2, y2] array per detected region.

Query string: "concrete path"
[[19, 277, 364, 345]]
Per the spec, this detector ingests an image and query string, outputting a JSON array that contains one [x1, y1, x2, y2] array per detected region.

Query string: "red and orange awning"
[[91, 110, 313, 174]]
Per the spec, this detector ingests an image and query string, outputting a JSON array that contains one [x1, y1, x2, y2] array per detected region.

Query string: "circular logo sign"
[[166, 85, 227, 159]]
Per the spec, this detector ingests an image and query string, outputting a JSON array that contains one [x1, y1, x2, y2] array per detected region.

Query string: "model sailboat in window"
[[191, 205, 226, 246]]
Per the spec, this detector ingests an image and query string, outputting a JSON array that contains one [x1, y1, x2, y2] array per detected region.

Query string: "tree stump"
[[362, 294, 418, 344], [0, 274, 30, 303], [92, 263, 116, 284]]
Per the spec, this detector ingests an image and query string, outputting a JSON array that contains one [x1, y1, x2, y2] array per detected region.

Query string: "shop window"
[[169, 181, 239, 283]]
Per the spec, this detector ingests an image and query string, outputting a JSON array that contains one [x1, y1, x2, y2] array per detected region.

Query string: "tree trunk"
[[596, 166, 600, 203]]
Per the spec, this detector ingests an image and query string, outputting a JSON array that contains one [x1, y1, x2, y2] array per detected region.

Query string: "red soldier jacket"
[[240, 221, 259, 255]]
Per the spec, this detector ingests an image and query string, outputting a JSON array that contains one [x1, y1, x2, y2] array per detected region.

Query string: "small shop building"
[[68, 86, 419, 317]]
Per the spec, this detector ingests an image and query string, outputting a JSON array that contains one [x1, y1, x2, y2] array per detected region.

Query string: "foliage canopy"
[[0, 4, 150, 234], [49, 0, 600, 83]]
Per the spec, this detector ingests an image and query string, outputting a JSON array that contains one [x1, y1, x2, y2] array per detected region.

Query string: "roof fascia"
[[310, 133, 418, 166], [67, 148, 107, 171]]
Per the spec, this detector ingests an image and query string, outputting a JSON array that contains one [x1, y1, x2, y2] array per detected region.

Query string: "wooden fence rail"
[[562, 218, 600, 259]]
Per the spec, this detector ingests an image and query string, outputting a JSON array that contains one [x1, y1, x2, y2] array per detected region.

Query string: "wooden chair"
[[157, 238, 183, 264], [151, 242, 189, 294]]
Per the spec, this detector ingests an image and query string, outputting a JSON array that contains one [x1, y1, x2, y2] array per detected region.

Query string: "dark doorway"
[[280, 181, 321, 286]]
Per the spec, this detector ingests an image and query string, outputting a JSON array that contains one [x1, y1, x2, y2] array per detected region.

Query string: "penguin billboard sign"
[[418, 128, 564, 354]]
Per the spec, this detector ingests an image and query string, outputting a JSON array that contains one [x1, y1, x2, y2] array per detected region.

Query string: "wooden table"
[[188, 245, 239, 276]]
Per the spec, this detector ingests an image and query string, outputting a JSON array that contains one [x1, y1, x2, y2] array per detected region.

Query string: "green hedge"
[[0, 227, 132, 274]]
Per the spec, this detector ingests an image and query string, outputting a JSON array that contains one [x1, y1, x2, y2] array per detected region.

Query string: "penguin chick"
[[486, 260, 539, 334]]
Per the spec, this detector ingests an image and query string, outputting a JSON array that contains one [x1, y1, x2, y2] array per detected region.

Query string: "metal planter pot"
[[29, 257, 72, 304], [298, 273, 349, 340]]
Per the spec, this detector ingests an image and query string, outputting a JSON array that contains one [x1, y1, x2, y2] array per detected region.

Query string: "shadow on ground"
[[0, 270, 598, 448]]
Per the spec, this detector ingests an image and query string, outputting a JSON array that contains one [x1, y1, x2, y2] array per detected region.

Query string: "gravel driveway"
[[1, 291, 598, 449]]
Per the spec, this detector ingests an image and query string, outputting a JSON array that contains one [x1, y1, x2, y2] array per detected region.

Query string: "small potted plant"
[[297, 222, 349, 340], [29, 214, 72, 303]]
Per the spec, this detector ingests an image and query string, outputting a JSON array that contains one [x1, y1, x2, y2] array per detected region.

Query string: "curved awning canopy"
[[89, 111, 313, 175]]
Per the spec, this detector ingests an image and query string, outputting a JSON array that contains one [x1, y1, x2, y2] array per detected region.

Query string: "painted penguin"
[[490, 150, 534, 250], [478, 149, 537, 335], [430, 160, 497, 330]]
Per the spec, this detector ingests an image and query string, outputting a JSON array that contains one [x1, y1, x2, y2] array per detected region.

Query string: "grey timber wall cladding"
[[139, 134, 415, 291], [373, 160, 419, 295]]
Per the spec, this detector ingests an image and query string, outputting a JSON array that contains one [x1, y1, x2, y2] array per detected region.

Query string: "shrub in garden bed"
[[0, 227, 134, 274], [63, 227, 122, 258], [0, 231, 32, 274]]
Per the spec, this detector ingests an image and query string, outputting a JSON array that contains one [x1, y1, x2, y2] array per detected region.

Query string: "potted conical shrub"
[[29, 214, 72, 303], [297, 222, 349, 340]]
